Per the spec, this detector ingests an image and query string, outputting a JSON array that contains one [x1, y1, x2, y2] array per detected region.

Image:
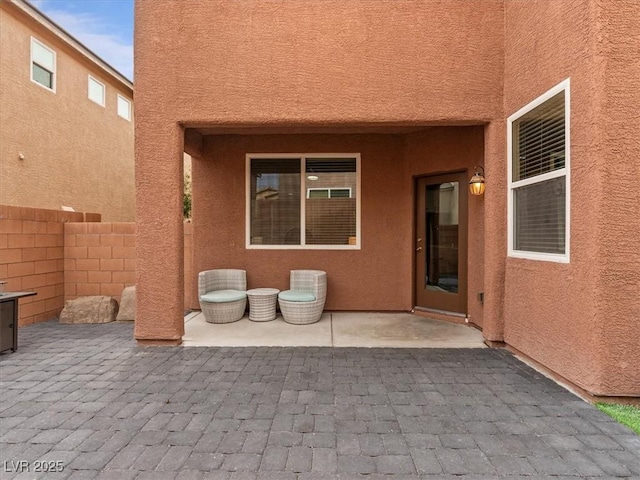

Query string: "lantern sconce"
[[469, 166, 485, 196]]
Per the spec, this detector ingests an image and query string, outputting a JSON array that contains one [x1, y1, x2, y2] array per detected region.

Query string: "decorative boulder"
[[116, 286, 136, 321], [59, 296, 118, 324]]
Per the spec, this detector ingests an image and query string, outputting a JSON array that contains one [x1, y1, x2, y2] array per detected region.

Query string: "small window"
[[31, 37, 55, 91], [508, 79, 570, 262], [247, 154, 360, 249], [88, 76, 105, 106], [307, 188, 352, 199], [117, 95, 132, 121]]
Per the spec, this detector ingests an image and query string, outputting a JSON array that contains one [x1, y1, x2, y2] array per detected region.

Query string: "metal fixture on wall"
[[469, 166, 485, 195]]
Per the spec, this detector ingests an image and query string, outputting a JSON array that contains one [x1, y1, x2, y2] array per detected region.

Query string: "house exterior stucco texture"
[[134, 0, 639, 396], [134, 0, 503, 125], [0, 1, 134, 221], [595, 1, 640, 395], [501, 1, 640, 396]]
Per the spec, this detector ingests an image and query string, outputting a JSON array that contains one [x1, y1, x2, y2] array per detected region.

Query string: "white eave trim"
[[9, 0, 133, 92]]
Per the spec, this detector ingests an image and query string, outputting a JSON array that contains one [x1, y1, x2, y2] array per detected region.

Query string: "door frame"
[[413, 170, 468, 314]]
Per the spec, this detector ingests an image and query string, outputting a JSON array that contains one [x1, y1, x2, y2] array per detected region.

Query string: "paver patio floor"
[[1, 320, 639, 479]]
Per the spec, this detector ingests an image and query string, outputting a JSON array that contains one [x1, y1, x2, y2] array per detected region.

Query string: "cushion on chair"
[[200, 289, 247, 303], [278, 290, 316, 302]]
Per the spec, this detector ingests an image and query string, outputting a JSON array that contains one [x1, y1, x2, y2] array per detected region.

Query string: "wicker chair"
[[198, 269, 247, 324], [278, 270, 327, 325]]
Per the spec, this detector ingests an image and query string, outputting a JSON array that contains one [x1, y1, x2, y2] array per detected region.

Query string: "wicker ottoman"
[[246, 288, 280, 322]]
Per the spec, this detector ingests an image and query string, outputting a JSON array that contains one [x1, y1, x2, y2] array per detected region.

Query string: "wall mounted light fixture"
[[469, 166, 485, 195]]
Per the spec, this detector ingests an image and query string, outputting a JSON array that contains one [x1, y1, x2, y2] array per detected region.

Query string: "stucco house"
[[0, 0, 134, 221], [134, 1, 639, 399]]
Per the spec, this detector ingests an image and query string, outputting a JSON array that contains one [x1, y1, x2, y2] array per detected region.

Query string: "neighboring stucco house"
[[0, 0, 134, 221], [134, 1, 639, 399]]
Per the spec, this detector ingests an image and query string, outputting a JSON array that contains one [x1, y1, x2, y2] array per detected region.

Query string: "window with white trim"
[[247, 154, 360, 248], [508, 79, 570, 262], [307, 188, 352, 199], [88, 76, 105, 106], [31, 37, 55, 91], [117, 95, 132, 121]]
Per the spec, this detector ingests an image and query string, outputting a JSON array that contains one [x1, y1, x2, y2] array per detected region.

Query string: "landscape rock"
[[59, 296, 118, 324], [116, 286, 136, 321]]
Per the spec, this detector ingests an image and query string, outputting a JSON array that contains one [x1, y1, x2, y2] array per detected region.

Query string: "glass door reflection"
[[425, 182, 459, 293]]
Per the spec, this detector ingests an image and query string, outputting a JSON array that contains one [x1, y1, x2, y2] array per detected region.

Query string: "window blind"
[[88, 77, 105, 105], [32, 41, 54, 70], [512, 91, 565, 182], [305, 159, 356, 245], [514, 177, 565, 254]]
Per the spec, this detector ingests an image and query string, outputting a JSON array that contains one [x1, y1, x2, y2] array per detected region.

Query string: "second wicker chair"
[[278, 270, 327, 325]]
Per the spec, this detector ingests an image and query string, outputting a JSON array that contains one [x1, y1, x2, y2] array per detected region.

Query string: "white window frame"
[[507, 78, 571, 263], [87, 75, 105, 107], [30, 37, 56, 92], [117, 94, 132, 121], [246, 153, 361, 250], [306, 187, 352, 199]]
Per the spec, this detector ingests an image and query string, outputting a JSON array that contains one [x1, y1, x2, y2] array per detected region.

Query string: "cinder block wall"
[[0, 205, 100, 325], [63, 223, 136, 304], [2, 205, 194, 327], [64, 222, 194, 311]]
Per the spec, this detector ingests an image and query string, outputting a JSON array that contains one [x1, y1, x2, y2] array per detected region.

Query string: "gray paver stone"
[[157, 445, 192, 471], [183, 452, 225, 471], [336, 455, 375, 474], [259, 446, 288, 471], [286, 446, 313, 472], [68, 451, 116, 470], [374, 455, 416, 474], [312, 448, 337, 473], [221, 453, 262, 471]]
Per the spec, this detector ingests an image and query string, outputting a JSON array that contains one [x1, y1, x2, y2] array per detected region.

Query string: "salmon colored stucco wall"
[[134, 0, 503, 126], [193, 135, 407, 311], [595, 1, 640, 396], [134, 0, 504, 342], [0, 2, 135, 221], [502, 0, 640, 396]]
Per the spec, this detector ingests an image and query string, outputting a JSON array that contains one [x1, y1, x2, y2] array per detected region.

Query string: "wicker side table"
[[246, 288, 280, 322]]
